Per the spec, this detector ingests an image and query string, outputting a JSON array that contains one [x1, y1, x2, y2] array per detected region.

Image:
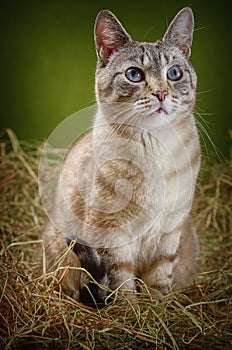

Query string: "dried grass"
[[0, 129, 231, 350]]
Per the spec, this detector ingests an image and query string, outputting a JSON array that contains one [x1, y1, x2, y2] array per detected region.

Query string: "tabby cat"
[[40, 7, 201, 306]]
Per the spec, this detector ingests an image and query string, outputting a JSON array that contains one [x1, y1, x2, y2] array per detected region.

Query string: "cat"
[[40, 7, 201, 306]]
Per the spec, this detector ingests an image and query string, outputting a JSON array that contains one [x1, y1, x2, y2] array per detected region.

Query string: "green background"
[[0, 0, 231, 156]]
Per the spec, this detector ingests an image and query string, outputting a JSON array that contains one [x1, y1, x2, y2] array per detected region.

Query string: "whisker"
[[196, 119, 211, 161], [103, 104, 137, 142], [194, 109, 215, 128], [171, 101, 188, 114], [196, 88, 216, 95], [195, 115, 224, 162]]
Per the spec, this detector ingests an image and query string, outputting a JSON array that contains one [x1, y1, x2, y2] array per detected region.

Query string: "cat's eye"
[[167, 65, 183, 81], [125, 67, 145, 82]]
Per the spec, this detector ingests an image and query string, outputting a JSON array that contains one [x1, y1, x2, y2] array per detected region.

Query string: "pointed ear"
[[163, 7, 194, 58], [94, 10, 131, 65]]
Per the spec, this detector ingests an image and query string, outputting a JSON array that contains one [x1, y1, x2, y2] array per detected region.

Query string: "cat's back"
[[63, 131, 93, 175]]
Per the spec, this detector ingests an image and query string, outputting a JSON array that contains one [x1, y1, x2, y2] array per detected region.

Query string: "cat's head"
[[94, 7, 197, 130]]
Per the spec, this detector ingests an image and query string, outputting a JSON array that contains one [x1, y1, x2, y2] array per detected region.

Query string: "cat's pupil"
[[125, 67, 145, 82]]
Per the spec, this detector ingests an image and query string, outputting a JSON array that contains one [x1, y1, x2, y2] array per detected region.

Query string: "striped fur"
[[40, 7, 200, 306]]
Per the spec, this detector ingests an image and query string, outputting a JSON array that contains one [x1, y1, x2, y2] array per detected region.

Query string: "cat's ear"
[[94, 10, 131, 65], [163, 7, 194, 58]]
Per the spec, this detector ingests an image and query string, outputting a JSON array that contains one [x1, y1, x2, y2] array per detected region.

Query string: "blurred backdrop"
[[0, 0, 231, 156]]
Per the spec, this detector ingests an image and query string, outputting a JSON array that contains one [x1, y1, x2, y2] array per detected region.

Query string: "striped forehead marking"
[[142, 51, 151, 68], [160, 52, 168, 67]]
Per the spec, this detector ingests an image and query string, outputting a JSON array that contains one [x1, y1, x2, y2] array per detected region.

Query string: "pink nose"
[[154, 91, 167, 101]]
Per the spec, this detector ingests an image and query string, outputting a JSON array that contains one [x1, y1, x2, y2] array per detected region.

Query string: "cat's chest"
[[140, 128, 195, 231], [140, 128, 186, 187]]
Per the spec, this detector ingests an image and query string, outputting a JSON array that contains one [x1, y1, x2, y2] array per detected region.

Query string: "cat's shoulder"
[[65, 130, 92, 161]]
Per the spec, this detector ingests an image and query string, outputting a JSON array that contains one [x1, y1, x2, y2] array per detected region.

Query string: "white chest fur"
[[140, 118, 200, 234]]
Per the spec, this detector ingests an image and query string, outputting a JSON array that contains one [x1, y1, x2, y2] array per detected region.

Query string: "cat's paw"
[[69, 289, 80, 301], [147, 285, 172, 299]]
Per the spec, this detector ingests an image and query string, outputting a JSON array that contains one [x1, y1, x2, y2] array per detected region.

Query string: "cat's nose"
[[153, 91, 168, 101]]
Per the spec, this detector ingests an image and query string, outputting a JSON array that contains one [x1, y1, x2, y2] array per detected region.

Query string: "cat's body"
[[40, 7, 200, 305]]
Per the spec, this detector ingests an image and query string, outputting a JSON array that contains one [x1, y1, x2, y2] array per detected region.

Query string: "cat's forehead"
[[116, 41, 184, 69]]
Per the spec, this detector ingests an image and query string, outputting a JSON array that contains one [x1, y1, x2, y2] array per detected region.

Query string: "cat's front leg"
[[141, 226, 183, 297], [141, 260, 175, 297], [104, 248, 137, 300]]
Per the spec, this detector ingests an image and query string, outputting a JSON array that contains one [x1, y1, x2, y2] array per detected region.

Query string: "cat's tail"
[[67, 236, 109, 307]]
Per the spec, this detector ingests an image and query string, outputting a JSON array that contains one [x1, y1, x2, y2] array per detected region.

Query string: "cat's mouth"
[[155, 107, 168, 115], [133, 100, 169, 118]]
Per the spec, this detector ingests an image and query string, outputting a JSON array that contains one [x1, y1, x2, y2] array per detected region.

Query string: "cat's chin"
[[146, 108, 168, 117], [141, 110, 188, 131]]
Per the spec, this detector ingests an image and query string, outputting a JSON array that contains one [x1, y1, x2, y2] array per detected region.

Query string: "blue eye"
[[125, 67, 145, 82], [167, 65, 183, 81]]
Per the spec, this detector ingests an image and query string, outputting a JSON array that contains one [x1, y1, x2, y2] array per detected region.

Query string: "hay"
[[0, 128, 231, 350]]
